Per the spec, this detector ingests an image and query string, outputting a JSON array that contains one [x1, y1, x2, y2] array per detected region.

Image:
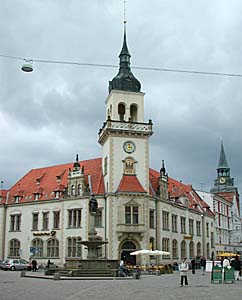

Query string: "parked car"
[[2, 259, 31, 271], [0, 260, 6, 270]]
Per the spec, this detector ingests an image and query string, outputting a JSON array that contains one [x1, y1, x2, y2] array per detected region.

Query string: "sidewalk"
[[0, 269, 241, 300]]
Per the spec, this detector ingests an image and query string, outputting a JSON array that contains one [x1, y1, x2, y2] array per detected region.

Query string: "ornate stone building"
[[0, 25, 215, 266]]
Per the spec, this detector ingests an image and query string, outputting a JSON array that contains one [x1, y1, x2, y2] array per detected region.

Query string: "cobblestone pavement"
[[0, 269, 241, 300]]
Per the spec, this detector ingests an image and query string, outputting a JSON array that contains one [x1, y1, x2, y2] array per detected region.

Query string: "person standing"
[[231, 256, 240, 280], [179, 258, 189, 287], [31, 259, 37, 272], [222, 256, 230, 269], [200, 256, 206, 275], [191, 257, 196, 274]]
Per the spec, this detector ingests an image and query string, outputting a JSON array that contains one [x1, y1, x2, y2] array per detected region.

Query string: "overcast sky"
[[0, 0, 242, 196]]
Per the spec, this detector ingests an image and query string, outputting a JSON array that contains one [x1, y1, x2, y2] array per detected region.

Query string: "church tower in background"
[[210, 141, 237, 193]]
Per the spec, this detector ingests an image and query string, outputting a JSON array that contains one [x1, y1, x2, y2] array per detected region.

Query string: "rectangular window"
[[10, 214, 21, 231], [67, 237, 82, 257], [125, 206, 139, 225], [206, 222, 209, 237], [196, 221, 201, 236], [42, 212, 49, 230], [32, 213, 39, 230], [211, 232, 214, 248], [149, 210, 155, 229], [180, 217, 186, 234], [189, 219, 194, 235], [94, 209, 102, 227], [172, 214, 177, 232], [162, 238, 170, 255], [125, 206, 131, 224], [53, 211, 60, 229], [162, 211, 169, 230], [68, 209, 82, 228]]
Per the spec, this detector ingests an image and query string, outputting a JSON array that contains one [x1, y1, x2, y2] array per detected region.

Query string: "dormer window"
[[55, 191, 60, 199], [36, 178, 41, 185], [34, 193, 40, 201], [56, 175, 61, 181], [14, 196, 21, 203]]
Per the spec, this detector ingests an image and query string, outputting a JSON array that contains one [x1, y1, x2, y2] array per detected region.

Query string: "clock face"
[[123, 141, 136, 154], [219, 177, 226, 184]]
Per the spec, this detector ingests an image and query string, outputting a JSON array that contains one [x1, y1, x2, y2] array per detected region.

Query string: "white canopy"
[[130, 249, 170, 256]]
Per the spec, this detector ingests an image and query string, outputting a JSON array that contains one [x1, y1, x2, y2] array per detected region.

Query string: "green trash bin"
[[211, 265, 222, 283], [224, 267, 235, 283]]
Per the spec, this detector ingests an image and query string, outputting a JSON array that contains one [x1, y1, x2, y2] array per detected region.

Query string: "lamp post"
[[201, 214, 205, 257]]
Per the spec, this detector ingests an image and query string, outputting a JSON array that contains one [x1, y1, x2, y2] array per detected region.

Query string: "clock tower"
[[98, 24, 153, 193], [210, 141, 236, 192]]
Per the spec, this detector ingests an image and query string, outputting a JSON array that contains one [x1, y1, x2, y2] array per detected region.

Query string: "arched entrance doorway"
[[120, 241, 137, 265]]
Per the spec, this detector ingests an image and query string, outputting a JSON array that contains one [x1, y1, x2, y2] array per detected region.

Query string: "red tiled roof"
[[215, 192, 234, 203], [117, 175, 146, 193], [0, 189, 8, 204], [8, 158, 105, 203], [216, 191, 240, 214], [5, 158, 215, 216], [148, 169, 214, 216]]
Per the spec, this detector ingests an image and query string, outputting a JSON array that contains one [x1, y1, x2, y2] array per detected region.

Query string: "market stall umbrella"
[[219, 252, 240, 257], [130, 249, 153, 255], [151, 250, 170, 256]]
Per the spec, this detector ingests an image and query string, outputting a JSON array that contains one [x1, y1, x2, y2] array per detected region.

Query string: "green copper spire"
[[217, 141, 229, 169], [109, 22, 141, 93]]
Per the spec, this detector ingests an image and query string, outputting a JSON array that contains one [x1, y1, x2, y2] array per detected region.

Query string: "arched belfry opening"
[[130, 104, 138, 122], [118, 103, 126, 121]]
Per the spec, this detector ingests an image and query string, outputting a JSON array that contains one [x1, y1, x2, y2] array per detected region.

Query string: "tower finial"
[[108, 0, 141, 93], [124, 0, 127, 24]]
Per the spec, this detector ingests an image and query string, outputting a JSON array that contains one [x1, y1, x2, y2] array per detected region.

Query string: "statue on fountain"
[[89, 194, 98, 214]]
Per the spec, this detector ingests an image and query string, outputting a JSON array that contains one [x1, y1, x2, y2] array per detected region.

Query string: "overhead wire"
[[0, 53, 242, 78]]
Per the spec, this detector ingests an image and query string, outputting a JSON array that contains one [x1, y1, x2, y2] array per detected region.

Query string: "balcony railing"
[[99, 118, 153, 135]]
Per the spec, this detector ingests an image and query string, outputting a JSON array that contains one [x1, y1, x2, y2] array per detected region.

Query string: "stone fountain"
[[64, 195, 119, 277]]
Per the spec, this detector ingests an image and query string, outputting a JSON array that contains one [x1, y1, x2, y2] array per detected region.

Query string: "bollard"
[[53, 272, 61, 280]]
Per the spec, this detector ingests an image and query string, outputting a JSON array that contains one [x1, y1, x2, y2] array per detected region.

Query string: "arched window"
[[78, 184, 82, 195], [67, 237, 82, 257], [181, 240, 186, 258], [189, 241, 194, 258], [172, 239, 178, 258], [118, 103, 125, 121], [71, 185, 75, 196], [47, 238, 59, 257], [197, 242, 201, 257], [32, 238, 44, 258], [9, 239, 20, 257], [130, 104, 138, 122]]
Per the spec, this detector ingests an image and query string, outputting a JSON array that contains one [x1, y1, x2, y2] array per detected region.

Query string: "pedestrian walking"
[[200, 256, 206, 275], [191, 257, 196, 274], [179, 258, 189, 287], [31, 259, 37, 272], [231, 256, 240, 280]]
